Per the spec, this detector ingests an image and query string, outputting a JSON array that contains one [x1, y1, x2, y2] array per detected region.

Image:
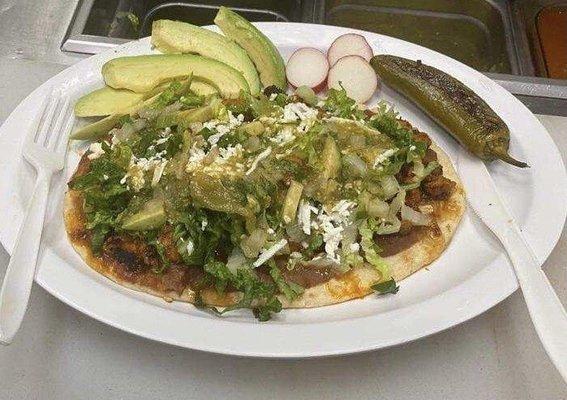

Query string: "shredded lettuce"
[[359, 219, 391, 279], [323, 87, 366, 119], [369, 103, 426, 158], [199, 264, 282, 321]]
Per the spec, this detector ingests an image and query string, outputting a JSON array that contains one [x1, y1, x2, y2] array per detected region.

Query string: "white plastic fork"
[[0, 90, 73, 345]]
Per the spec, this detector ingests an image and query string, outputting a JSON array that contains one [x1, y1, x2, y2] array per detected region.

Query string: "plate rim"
[[0, 22, 565, 357]]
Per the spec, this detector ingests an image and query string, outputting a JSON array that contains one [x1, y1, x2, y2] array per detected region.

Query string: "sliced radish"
[[286, 48, 329, 92], [327, 55, 378, 104], [327, 33, 373, 66]]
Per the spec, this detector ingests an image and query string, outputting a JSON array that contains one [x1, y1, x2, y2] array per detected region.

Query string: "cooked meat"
[[405, 188, 422, 208], [412, 130, 432, 148], [399, 119, 432, 148], [396, 163, 414, 184], [422, 175, 456, 200], [422, 148, 438, 164]]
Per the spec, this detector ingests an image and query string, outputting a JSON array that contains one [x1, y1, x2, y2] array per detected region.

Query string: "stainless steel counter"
[[2, 0, 567, 115]]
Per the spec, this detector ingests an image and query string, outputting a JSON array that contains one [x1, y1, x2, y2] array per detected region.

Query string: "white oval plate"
[[0, 23, 565, 358]]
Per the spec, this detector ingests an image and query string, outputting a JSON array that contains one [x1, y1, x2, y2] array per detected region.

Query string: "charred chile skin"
[[370, 55, 527, 168]]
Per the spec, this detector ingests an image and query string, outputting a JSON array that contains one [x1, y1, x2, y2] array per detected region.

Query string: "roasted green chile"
[[370, 55, 527, 168]]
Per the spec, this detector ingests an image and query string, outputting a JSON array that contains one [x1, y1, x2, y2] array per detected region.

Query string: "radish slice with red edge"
[[286, 48, 329, 92], [327, 33, 373, 66], [327, 55, 378, 104]]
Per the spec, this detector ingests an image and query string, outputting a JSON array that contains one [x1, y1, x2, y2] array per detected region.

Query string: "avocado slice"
[[190, 80, 217, 96], [74, 87, 144, 117], [74, 80, 177, 118], [70, 113, 126, 141], [122, 198, 166, 231], [151, 19, 260, 96], [214, 7, 286, 89], [71, 77, 195, 140], [102, 54, 249, 98]]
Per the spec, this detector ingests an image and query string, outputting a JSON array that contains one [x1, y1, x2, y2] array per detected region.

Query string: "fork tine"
[[55, 104, 75, 156], [25, 90, 53, 147], [35, 92, 60, 146], [47, 97, 71, 151]]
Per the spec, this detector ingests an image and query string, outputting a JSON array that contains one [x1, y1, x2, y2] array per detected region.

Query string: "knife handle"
[[499, 224, 567, 382]]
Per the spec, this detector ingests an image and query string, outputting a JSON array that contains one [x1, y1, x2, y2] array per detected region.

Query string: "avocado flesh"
[[75, 80, 213, 118], [122, 199, 166, 231], [190, 80, 217, 96], [102, 54, 249, 98], [151, 19, 260, 96], [71, 76, 196, 141], [70, 113, 126, 141], [214, 6, 286, 89], [74, 87, 144, 117]]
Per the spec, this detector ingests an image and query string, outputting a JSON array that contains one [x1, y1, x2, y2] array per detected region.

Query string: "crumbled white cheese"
[[205, 111, 244, 146], [87, 142, 105, 160], [245, 146, 272, 175], [186, 143, 207, 172], [252, 239, 288, 268], [270, 126, 295, 146], [349, 243, 360, 253], [282, 105, 299, 123], [102, 174, 109, 181], [217, 144, 243, 164], [281, 103, 318, 130], [121, 150, 168, 191], [297, 200, 318, 235], [373, 148, 398, 168], [186, 240, 194, 256], [269, 93, 278, 101], [312, 200, 356, 263], [267, 228, 275, 235], [321, 225, 343, 264]]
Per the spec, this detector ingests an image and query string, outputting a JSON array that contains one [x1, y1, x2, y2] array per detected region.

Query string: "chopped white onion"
[[388, 190, 406, 219], [227, 249, 247, 274], [401, 205, 432, 226]]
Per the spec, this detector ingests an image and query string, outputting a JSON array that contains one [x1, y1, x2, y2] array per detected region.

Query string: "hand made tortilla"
[[64, 142, 465, 309]]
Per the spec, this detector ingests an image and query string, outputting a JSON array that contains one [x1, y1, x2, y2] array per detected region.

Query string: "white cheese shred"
[[253, 239, 288, 268], [245, 146, 272, 176]]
